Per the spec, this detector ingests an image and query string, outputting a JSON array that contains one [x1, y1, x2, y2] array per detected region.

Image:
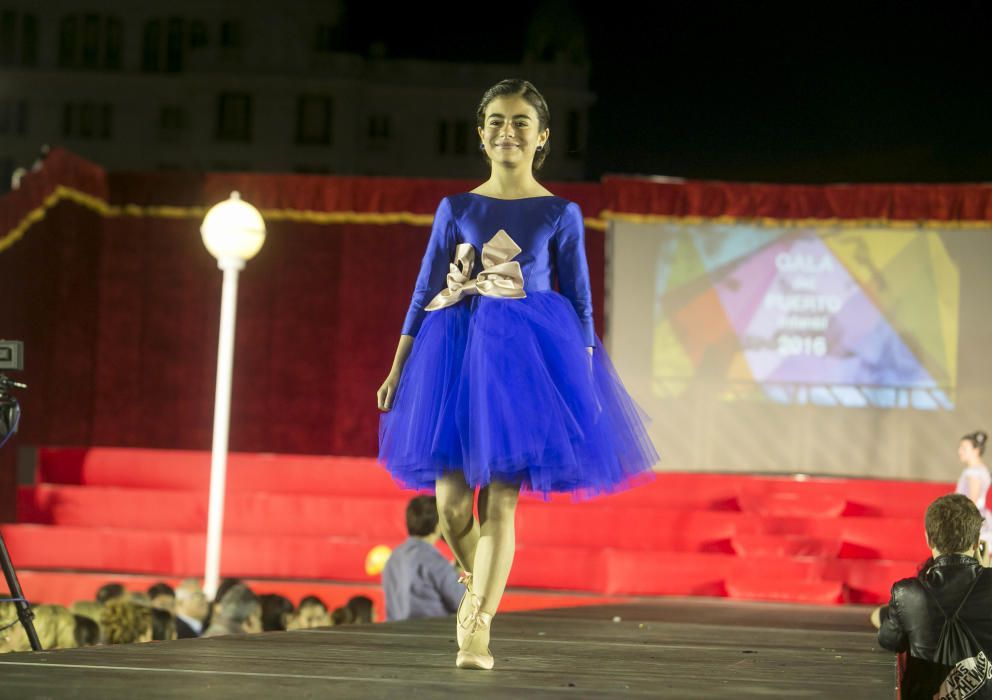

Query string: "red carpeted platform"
[[1, 447, 951, 608]]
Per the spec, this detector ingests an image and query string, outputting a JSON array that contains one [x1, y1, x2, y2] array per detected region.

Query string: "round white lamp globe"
[[200, 191, 266, 264]]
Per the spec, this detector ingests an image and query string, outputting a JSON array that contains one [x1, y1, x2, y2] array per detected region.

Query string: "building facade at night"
[[0, 0, 594, 190]]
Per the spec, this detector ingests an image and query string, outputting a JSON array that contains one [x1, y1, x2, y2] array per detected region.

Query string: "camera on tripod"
[[0, 340, 26, 446], [0, 340, 38, 651]]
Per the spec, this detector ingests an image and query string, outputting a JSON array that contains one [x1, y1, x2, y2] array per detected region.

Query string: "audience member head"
[[147, 583, 176, 613], [346, 595, 375, 624], [330, 605, 353, 626], [259, 594, 294, 632], [406, 495, 441, 537], [214, 584, 262, 634], [960, 431, 989, 465], [70, 600, 103, 624], [287, 595, 330, 630], [2, 604, 77, 651], [209, 578, 245, 624], [100, 599, 153, 645], [73, 614, 100, 647], [925, 494, 983, 558], [95, 582, 126, 605], [174, 579, 209, 623], [150, 608, 176, 641]]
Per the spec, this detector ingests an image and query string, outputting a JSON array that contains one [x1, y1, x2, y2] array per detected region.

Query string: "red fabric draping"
[[602, 174, 992, 221]]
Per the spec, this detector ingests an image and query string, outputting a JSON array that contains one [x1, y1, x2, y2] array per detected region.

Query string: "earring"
[[536, 145, 544, 151], [479, 142, 486, 150]]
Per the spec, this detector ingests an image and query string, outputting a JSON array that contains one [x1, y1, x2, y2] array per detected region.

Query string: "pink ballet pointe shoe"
[[456, 593, 494, 671], [456, 571, 473, 649]]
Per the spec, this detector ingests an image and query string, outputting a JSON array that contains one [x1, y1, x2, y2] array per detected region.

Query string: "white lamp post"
[[199, 191, 266, 600]]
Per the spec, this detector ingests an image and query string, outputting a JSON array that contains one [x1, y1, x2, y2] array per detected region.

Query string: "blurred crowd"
[[0, 579, 375, 653]]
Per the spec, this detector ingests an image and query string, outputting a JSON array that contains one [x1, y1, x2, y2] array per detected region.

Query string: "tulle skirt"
[[377, 290, 659, 501]]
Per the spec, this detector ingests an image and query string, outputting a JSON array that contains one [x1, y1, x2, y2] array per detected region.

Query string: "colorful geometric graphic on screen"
[[652, 225, 958, 410]]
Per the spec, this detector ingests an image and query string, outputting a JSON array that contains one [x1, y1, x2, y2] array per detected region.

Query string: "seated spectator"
[[382, 495, 464, 622], [174, 579, 209, 639], [101, 599, 153, 645], [346, 595, 375, 624], [204, 578, 245, 630], [0, 604, 76, 652], [259, 593, 294, 632], [70, 600, 103, 624], [150, 608, 176, 641], [73, 614, 100, 647], [147, 582, 176, 613], [96, 582, 126, 605], [286, 595, 331, 630], [330, 606, 353, 626], [876, 494, 992, 698], [202, 584, 262, 638]]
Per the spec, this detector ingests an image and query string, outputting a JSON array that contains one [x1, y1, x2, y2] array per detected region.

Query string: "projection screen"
[[606, 218, 992, 480]]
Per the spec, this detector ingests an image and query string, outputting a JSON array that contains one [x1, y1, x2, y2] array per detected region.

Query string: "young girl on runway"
[[376, 79, 659, 670], [956, 430, 991, 547]]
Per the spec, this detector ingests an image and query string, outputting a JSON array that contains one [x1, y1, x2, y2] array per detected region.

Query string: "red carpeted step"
[[731, 534, 843, 558], [724, 575, 844, 605], [16, 485, 411, 540], [737, 491, 847, 518]]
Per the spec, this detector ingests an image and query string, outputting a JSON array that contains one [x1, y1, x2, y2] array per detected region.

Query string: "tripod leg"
[[0, 532, 40, 651]]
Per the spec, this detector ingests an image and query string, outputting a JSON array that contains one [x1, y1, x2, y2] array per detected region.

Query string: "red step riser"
[[35, 448, 952, 518]]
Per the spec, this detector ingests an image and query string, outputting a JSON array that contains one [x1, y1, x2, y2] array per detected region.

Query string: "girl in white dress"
[[955, 430, 991, 547]]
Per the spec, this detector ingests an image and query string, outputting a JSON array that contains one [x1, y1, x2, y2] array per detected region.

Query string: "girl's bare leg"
[[464, 478, 521, 654], [435, 470, 480, 573]]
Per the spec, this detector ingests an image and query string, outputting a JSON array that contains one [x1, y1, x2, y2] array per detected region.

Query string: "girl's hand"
[[377, 373, 400, 411]]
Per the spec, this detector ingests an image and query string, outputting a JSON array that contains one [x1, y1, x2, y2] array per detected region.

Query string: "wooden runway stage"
[[0, 598, 894, 699]]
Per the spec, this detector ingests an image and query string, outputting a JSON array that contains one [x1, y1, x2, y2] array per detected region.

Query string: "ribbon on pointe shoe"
[[457, 571, 473, 593], [425, 229, 526, 311], [460, 593, 493, 636]]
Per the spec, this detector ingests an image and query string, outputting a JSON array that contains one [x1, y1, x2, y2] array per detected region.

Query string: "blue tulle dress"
[[377, 193, 659, 501]]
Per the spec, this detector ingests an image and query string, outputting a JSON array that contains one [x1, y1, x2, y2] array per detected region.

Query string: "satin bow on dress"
[[424, 229, 527, 311]]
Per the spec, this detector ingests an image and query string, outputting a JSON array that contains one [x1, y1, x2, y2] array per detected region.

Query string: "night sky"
[[339, 0, 992, 183]]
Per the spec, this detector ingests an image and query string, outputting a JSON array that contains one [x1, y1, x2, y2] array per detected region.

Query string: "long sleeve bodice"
[[400, 193, 595, 346]]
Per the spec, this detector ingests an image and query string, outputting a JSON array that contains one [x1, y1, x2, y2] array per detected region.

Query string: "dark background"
[[338, 0, 992, 183]]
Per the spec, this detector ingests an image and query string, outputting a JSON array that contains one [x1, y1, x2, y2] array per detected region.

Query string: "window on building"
[[0, 100, 26, 136], [21, 14, 38, 67], [216, 93, 252, 142], [437, 120, 448, 154], [82, 14, 100, 68], [62, 102, 113, 140], [143, 20, 161, 71], [368, 115, 391, 140], [79, 103, 96, 138], [190, 21, 207, 48], [159, 105, 187, 142], [14, 101, 26, 135], [105, 18, 122, 69], [0, 158, 13, 194], [1, 11, 16, 66], [296, 95, 333, 145], [567, 109, 581, 158], [220, 20, 242, 49], [101, 103, 113, 139], [59, 16, 78, 67], [454, 119, 468, 155], [166, 18, 184, 72]]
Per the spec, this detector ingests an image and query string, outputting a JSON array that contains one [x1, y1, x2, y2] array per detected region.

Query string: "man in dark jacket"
[[875, 494, 992, 699]]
